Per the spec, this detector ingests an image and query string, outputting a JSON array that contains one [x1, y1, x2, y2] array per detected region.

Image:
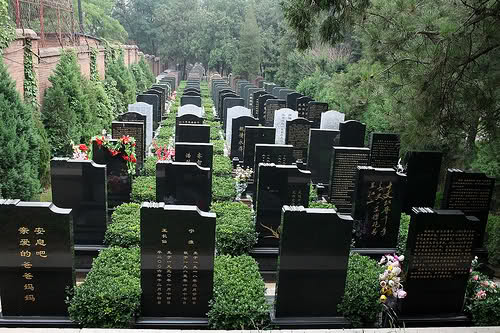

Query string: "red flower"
[[110, 149, 119, 156], [95, 137, 103, 146], [122, 155, 130, 161], [79, 144, 88, 152], [132, 142, 136, 147], [121, 136, 130, 144], [130, 154, 137, 163]]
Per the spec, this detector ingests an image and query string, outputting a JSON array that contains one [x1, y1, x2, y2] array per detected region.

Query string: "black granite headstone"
[[0, 200, 74, 317], [217, 90, 235, 117], [252, 91, 267, 119], [175, 143, 213, 169], [339, 120, 366, 147], [247, 88, 260, 111], [175, 114, 204, 138], [286, 92, 303, 111], [258, 94, 277, 126], [264, 99, 286, 127], [183, 91, 201, 97], [243, 126, 276, 168], [117, 111, 148, 159], [181, 96, 202, 107], [176, 124, 210, 144], [230, 116, 259, 161], [285, 118, 313, 162], [156, 161, 212, 211], [278, 89, 295, 102], [296, 96, 313, 119], [222, 97, 245, 134], [111, 121, 145, 168], [137, 94, 160, 131], [307, 129, 340, 185], [146, 89, 165, 117], [254, 144, 295, 185], [307, 102, 328, 129], [140, 203, 216, 318], [369, 133, 401, 168], [329, 147, 370, 213]]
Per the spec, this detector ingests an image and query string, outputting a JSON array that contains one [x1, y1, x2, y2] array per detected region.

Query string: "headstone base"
[[75, 245, 106, 271], [135, 317, 209, 329], [397, 314, 470, 328], [270, 310, 350, 329], [0, 315, 77, 328], [249, 247, 279, 282], [351, 248, 397, 261]]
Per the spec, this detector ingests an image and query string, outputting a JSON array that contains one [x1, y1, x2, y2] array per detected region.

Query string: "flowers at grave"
[[378, 254, 407, 303], [88, 134, 137, 175], [71, 141, 89, 160], [153, 142, 175, 161], [234, 166, 253, 200], [466, 258, 500, 325]]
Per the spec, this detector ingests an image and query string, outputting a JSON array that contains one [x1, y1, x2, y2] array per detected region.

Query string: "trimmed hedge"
[[104, 203, 140, 248], [212, 175, 236, 202], [309, 201, 336, 209], [213, 155, 232, 177], [309, 184, 319, 202], [68, 246, 141, 328], [141, 156, 157, 177], [130, 176, 156, 203], [212, 139, 225, 155], [208, 255, 270, 329], [397, 213, 411, 255], [212, 201, 257, 256], [486, 215, 500, 266]]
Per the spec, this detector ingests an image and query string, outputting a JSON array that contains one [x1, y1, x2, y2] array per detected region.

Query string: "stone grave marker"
[[266, 83, 277, 94], [296, 96, 313, 119], [307, 129, 340, 185], [139, 203, 216, 320], [176, 124, 210, 144], [156, 161, 212, 211], [148, 88, 166, 116], [175, 142, 213, 169], [247, 87, 260, 112], [175, 114, 204, 138], [230, 115, 259, 161], [254, 144, 294, 183], [243, 126, 276, 168], [329, 147, 371, 213], [137, 94, 160, 131], [278, 89, 295, 102], [320, 111, 345, 130], [128, 102, 153, 147], [252, 91, 267, 119], [218, 91, 237, 118], [116, 112, 147, 156], [272, 86, 285, 98], [183, 90, 201, 97], [181, 96, 202, 107], [286, 92, 303, 111], [339, 120, 366, 147], [264, 99, 286, 127], [178, 104, 203, 117], [0, 200, 74, 319], [226, 106, 252, 148], [112, 121, 145, 168], [222, 97, 245, 136], [216, 88, 232, 115], [258, 94, 277, 126], [285, 117, 313, 162], [307, 102, 329, 128], [369, 133, 401, 168], [273, 108, 298, 145]]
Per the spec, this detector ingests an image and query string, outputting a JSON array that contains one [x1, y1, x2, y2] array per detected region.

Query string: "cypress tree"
[[233, 3, 261, 81]]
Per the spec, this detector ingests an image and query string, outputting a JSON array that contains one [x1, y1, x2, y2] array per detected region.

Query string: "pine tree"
[[0, 58, 40, 200], [233, 3, 261, 80], [105, 54, 137, 113]]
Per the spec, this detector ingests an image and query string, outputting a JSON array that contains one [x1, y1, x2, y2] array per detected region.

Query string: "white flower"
[[393, 267, 401, 275], [379, 256, 387, 265], [380, 281, 387, 288], [398, 255, 405, 261], [389, 280, 395, 287]]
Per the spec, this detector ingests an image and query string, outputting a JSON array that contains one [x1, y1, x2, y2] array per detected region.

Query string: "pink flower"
[[473, 275, 479, 281], [476, 290, 487, 300], [397, 290, 407, 299], [481, 281, 490, 287]]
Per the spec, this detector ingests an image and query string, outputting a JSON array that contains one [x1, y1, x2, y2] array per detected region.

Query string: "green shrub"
[[397, 214, 411, 255], [68, 246, 140, 328], [33, 112, 51, 189], [213, 139, 225, 155], [105, 55, 136, 112], [208, 255, 270, 329], [142, 156, 157, 176], [210, 125, 221, 140], [212, 202, 257, 256], [466, 271, 500, 326], [0, 58, 40, 200], [213, 175, 236, 202], [138, 57, 155, 86], [486, 215, 500, 266], [309, 201, 335, 209], [338, 253, 383, 327], [83, 79, 114, 135], [214, 155, 232, 177], [130, 176, 156, 203], [157, 125, 174, 140], [104, 203, 140, 247], [309, 184, 319, 202]]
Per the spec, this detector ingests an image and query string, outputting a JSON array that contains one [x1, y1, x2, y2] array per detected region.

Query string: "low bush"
[[68, 246, 140, 328], [104, 203, 140, 248], [309, 201, 336, 209], [141, 156, 157, 177], [486, 215, 500, 266], [210, 125, 221, 140], [213, 139, 225, 155], [309, 184, 319, 202], [466, 270, 500, 326], [214, 155, 232, 177], [212, 175, 236, 202], [397, 214, 411, 255], [338, 253, 383, 327], [208, 255, 270, 329], [130, 176, 156, 203], [212, 201, 257, 256]]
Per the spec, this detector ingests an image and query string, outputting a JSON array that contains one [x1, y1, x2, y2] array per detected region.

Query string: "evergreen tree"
[[83, 79, 115, 134], [233, 3, 261, 80], [0, 58, 40, 200], [105, 54, 136, 113]]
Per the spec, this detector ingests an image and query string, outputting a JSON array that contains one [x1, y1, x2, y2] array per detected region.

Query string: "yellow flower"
[[388, 266, 393, 271], [380, 295, 387, 303]]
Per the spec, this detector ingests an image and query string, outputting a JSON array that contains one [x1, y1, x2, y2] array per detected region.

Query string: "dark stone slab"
[[176, 124, 210, 144], [285, 118, 313, 163], [175, 143, 213, 169], [441, 169, 495, 247], [218, 91, 236, 119], [51, 158, 107, 246], [243, 126, 276, 168], [275, 206, 352, 318], [254, 144, 294, 183], [222, 97, 245, 136], [247, 88, 260, 112], [307, 102, 328, 128], [369, 133, 401, 168], [148, 88, 166, 116], [0, 200, 74, 317], [112, 121, 145, 168], [230, 116, 259, 160], [265, 82, 276, 93], [339, 120, 366, 147], [117, 111, 148, 158], [137, 94, 160, 131], [181, 96, 202, 107], [240, 83, 253, 105], [351, 167, 402, 249], [307, 129, 340, 184], [175, 115, 204, 139], [402, 151, 443, 213], [278, 89, 295, 101], [255, 164, 311, 247], [264, 99, 286, 127], [184, 88, 201, 94], [296, 96, 313, 119], [286, 92, 303, 111], [272, 86, 285, 97], [183, 91, 201, 97], [156, 161, 212, 211], [329, 147, 371, 214], [252, 91, 267, 119], [402, 208, 477, 316], [140, 203, 216, 318], [258, 94, 277, 126]]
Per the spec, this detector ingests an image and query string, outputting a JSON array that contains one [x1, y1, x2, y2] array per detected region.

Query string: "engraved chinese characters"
[[402, 208, 477, 315], [273, 109, 298, 145], [254, 144, 294, 182], [0, 200, 74, 317], [369, 133, 401, 168], [140, 203, 216, 318], [175, 143, 214, 169], [112, 121, 145, 168], [285, 118, 312, 162], [230, 116, 259, 160]]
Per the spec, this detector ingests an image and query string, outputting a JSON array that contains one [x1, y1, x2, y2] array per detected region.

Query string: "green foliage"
[[208, 255, 270, 329], [141, 156, 157, 176], [68, 246, 140, 328], [33, 112, 51, 189], [213, 155, 232, 177], [23, 39, 38, 109], [104, 203, 140, 248], [138, 57, 155, 86], [79, 0, 128, 42], [397, 214, 411, 255], [89, 47, 99, 81], [472, 141, 500, 179], [212, 175, 236, 202], [0, 58, 40, 200], [130, 176, 156, 203], [0, 0, 14, 51], [309, 184, 318, 202], [212, 139, 225, 155], [83, 79, 114, 135], [338, 253, 383, 327], [103, 78, 122, 117], [211, 201, 257, 256], [486, 215, 500, 266], [130, 63, 149, 94], [233, 4, 261, 80], [465, 271, 500, 326], [210, 123, 220, 140], [309, 201, 335, 209], [105, 55, 136, 113]]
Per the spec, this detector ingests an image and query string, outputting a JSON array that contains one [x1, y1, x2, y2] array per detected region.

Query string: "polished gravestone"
[[225, 106, 252, 148], [329, 147, 370, 214], [217, 91, 236, 118], [146, 89, 165, 117], [286, 92, 302, 111], [369, 133, 401, 168], [176, 124, 210, 144], [230, 115, 259, 161], [272, 86, 285, 98], [0, 200, 75, 327], [399, 208, 477, 326], [307, 129, 340, 185], [178, 104, 203, 117], [351, 167, 401, 255], [339, 120, 366, 147], [264, 99, 286, 127], [274, 109, 298, 145], [254, 144, 294, 183], [156, 161, 212, 211], [252, 91, 267, 119], [266, 82, 277, 93], [181, 95, 202, 107], [222, 97, 245, 136], [308, 102, 329, 128], [51, 158, 107, 270], [175, 142, 213, 169], [285, 117, 313, 162], [258, 94, 277, 126], [320, 111, 345, 130], [175, 114, 204, 138], [112, 121, 145, 167], [272, 206, 351, 328], [296, 96, 313, 119], [441, 169, 495, 248], [137, 94, 160, 131], [402, 151, 443, 214], [137, 203, 216, 328], [278, 89, 294, 102], [128, 102, 154, 147], [243, 126, 276, 168], [183, 90, 201, 97], [247, 87, 260, 111]]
